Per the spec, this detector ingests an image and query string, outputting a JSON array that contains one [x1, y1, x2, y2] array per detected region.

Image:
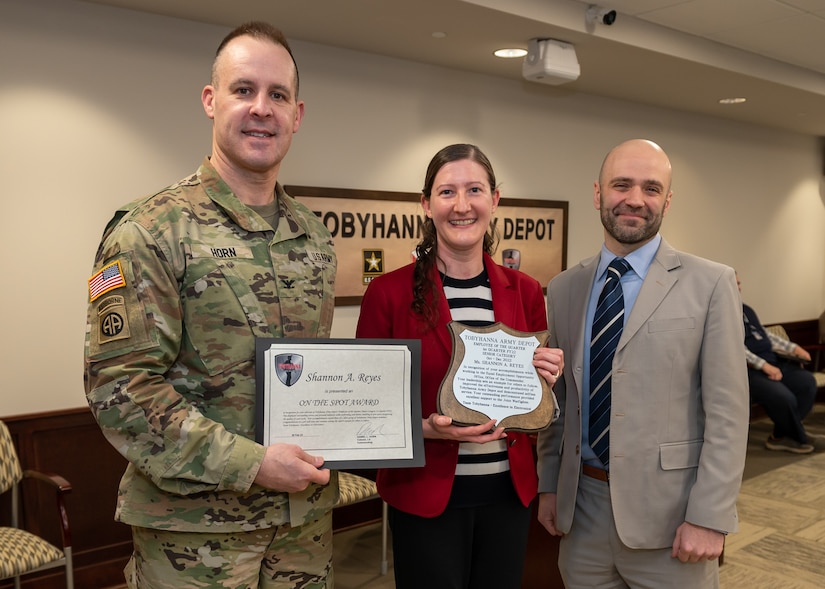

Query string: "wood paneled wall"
[[2, 409, 562, 588], [1, 409, 131, 589]]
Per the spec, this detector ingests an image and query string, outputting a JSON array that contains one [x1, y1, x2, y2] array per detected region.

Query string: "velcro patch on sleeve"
[[96, 294, 131, 344], [86, 250, 155, 359], [89, 260, 126, 302]]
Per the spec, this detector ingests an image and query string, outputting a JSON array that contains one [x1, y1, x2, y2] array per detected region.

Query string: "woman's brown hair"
[[411, 144, 500, 328]]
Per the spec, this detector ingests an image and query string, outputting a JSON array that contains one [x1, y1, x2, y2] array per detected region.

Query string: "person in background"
[[356, 143, 564, 589], [738, 273, 821, 453], [537, 139, 749, 588], [83, 21, 337, 588]]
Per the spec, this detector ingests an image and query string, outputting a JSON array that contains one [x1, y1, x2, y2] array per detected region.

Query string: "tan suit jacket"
[[537, 239, 749, 549]]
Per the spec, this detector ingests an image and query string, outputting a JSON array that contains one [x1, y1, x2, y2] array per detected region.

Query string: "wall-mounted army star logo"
[[363, 250, 383, 274]]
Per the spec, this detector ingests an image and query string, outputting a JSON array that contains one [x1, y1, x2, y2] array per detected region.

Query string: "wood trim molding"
[[1, 409, 131, 589]]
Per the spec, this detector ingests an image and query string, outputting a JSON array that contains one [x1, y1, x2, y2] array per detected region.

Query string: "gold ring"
[[554, 370, 561, 378]]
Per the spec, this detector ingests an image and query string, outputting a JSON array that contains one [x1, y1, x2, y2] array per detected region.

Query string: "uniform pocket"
[[181, 253, 260, 377], [87, 250, 156, 361]]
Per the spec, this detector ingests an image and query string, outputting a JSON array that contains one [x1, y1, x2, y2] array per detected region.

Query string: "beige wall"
[[2, 0, 824, 416]]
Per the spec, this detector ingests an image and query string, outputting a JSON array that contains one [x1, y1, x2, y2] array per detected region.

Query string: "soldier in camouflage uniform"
[[84, 22, 338, 589]]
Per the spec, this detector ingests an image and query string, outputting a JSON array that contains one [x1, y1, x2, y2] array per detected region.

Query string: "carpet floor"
[[334, 405, 825, 589], [719, 404, 825, 588]]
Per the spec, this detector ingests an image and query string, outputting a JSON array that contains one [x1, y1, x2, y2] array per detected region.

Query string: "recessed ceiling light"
[[432, 31, 447, 39], [718, 97, 747, 104], [494, 48, 528, 58]]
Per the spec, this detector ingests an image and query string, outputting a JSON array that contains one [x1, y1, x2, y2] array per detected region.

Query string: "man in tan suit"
[[537, 139, 749, 588]]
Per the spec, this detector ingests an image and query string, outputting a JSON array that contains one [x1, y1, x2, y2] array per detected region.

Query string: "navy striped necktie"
[[589, 258, 631, 468]]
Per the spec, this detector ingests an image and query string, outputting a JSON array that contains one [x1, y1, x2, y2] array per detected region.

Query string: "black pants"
[[389, 497, 533, 589], [748, 361, 817, 443]]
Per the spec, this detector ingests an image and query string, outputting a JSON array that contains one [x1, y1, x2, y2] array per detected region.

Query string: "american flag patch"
[[88, 261, 126, 302]]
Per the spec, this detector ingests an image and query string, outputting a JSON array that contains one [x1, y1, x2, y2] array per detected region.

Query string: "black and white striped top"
[[441, 269, 513, 507]]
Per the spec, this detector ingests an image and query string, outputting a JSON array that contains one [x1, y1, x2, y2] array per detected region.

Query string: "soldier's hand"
[[253, 444, 330, 492]]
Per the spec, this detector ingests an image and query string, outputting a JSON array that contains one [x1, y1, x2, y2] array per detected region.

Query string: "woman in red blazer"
[[356, 144, 563, 589]]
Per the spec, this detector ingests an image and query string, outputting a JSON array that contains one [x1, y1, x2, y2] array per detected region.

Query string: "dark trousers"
[[748, 361, 817, 443], [388, 496, 532, 589]]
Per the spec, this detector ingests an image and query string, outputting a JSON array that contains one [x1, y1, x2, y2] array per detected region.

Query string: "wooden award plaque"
[[437, 321, 555, 433]]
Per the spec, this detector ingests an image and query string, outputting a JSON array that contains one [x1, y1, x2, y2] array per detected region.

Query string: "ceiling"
[[82, 0, 825, 136]]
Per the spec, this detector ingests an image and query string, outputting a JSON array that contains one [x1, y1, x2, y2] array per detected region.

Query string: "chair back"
[[819, 309, 825, 344], [0, 420, 23, 495], [764, 324, 790, 341]]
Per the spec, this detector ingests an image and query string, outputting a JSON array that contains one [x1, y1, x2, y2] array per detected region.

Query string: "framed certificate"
[[255, 338, 424, 469]]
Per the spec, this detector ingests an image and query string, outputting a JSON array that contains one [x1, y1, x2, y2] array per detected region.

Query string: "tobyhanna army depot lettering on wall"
[[287, 185, 568, 305]]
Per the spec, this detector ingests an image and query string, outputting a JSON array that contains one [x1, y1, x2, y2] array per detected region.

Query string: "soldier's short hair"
[[212, 21, 300, 96]]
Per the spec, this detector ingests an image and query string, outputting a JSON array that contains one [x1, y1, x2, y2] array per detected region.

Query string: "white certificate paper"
[[255, 338, 424, 469]]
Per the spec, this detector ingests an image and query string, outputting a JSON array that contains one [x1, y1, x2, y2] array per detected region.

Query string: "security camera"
[[586, 5, 617, 26]]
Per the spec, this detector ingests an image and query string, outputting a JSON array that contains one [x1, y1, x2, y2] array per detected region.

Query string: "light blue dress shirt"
[[580, 234, 661, 468]]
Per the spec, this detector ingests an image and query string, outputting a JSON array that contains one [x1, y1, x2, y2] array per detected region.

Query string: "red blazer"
[[356, 253, 546, 517]]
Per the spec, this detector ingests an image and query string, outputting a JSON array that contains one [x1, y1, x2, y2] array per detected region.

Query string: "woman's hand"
[[423, 414, 506, 443], [533, 346, 564, 386]]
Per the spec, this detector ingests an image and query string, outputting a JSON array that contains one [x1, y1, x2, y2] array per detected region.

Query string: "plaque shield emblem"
[[274, 353, 303, 387], [502, 248, 521, 269]]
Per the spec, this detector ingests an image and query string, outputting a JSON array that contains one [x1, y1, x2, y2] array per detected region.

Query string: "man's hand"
[[538, 492, 563, 536], [671, 522, 724, 563], [253, 443, 330, 492], [794, 344, 812, 362], [762, 362, 782, 381]]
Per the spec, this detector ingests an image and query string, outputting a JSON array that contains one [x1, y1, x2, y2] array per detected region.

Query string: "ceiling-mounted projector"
[[522, 38, 580, 85]]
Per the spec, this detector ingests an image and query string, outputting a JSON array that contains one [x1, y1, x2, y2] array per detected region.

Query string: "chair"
[[0, 420, 74, 589], [335, 472, 389, 575]]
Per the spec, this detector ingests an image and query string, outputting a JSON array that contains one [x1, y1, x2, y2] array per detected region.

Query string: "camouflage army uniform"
[[84, 158, 337, 588]]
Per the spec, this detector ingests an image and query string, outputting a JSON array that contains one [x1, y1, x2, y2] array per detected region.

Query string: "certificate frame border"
[[255, 337, 424, 469]]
